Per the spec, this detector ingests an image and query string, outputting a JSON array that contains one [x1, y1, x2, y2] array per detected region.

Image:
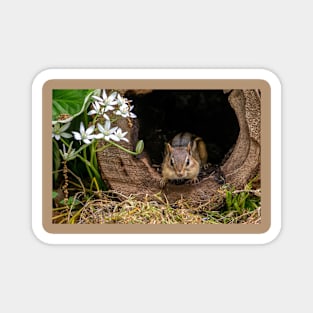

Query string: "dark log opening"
[[125, 90, 240, 166]]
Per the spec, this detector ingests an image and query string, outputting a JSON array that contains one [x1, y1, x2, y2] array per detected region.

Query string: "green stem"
[[90, 141, 97, 168], [83, 148, 94, 180], [76, 154, 102, 182], [104, 140, 139, 156], [89, 141, 101, 187], [95, 142, 113, 153], [70, 207, 84, 224], [60, 137, 70, 148]]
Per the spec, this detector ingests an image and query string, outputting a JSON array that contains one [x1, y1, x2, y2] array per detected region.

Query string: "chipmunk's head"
[[166, 142, 192, 178]]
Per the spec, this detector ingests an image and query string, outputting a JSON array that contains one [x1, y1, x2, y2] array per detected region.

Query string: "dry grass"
[[53, 166, 261, 225], [53, 187, 261, 225]]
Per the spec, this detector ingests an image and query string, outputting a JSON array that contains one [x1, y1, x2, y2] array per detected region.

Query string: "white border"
[[32, 68, 281, 245]]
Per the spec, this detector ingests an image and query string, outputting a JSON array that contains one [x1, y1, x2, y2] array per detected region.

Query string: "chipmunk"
[[160, 132, 208, 188]]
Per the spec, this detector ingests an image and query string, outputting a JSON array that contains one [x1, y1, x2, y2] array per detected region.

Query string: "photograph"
[[50, 83, 266, 230]]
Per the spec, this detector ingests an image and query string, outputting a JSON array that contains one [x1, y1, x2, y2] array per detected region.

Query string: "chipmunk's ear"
[[187, 142, 192, 154], [189, 139, 198, 154], [166, 143, 173, 154]]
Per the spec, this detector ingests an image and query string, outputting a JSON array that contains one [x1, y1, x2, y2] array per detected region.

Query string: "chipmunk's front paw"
[[202, 163, 211, 170], [159, 178, 167, 189], [186, 177, 199, 185]]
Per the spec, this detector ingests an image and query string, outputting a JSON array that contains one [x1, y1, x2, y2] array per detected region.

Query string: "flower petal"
[[97, 123, 105, 133], [92, 95, 103, 102], [104, 105, 115, 112], [103, 113, 110, 120], [109, 126, 118, 133], [101, 89, 108, 99], [88, 110, 94, 115], [61, 132, 72, 139], [104, 120, 111, 130], [60, 122, 71, 132], [79, 122, 85, 134], [107, 91, 117, 103], [86, 124, 95, 135], [109, 134, 120, 142], [94, 133, 104, 139], [83, 138, 92, 144], [72, 131, 82, 140]]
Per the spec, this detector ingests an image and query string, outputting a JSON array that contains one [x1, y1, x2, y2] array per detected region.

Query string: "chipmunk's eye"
[[170, 158, 174, 167], [186, 158, 190, 166]]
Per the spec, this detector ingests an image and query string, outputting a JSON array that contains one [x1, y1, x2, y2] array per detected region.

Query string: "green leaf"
[[60, 196, 80, 206], [238, 192, 248, 208], [52, 89, 98, 123], [225, 191, 232, 208], [53, 139, 61, 181], [234, 201, 241, 213]]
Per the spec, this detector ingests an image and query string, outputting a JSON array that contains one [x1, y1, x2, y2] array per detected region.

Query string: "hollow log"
[[96, 89, 261, 207]]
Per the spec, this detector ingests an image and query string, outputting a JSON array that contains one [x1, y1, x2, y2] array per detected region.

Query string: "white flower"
[[52, 122, 72, 140], [87, 101, 110, 120], [59, 142, 76, 161], [117, 94, 127, 107], [88, 101, 102, 115], [114, 103, 137, 119], [94, 120, 119, 142], [128, 105, 136, 118], [92, 90, 117, 112], [72, 122, 95, 144], [114, 128, 129, 142]]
